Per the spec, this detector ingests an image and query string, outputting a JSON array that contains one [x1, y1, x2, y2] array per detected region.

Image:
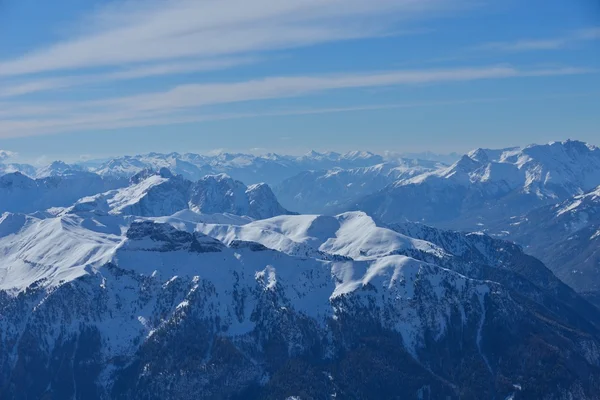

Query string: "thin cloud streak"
[[0, 0, 463, 77], [2, 92, 598, 139], [94, 66, 597, 113], [475, 27, 600, 52], [0, 98, 513, 138], [0, 57, 260, 98], [0, 67, 596, 139], [0, 65, 592, 120]]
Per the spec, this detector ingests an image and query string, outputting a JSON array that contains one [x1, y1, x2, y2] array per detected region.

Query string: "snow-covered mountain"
[[0, 162, 37, 177], [350, 140, 600, 230], [34, 160, 87, 178], [504, 185, 600, 293], [274, 160, 444, 214], [1, 209, 600, 399], [0, 171, 125, 214], [72, 168, 294, 220]]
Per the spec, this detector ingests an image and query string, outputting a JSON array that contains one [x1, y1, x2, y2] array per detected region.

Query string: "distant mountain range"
[[0, 150, 391, 185], [274, 160, 445, 214]]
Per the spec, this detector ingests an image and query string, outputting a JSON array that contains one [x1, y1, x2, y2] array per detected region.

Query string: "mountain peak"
[[450, 154, 482, 173], [36, 160, 83, 178], [467, 147, 520, 163], [343, 150, 375, 159]]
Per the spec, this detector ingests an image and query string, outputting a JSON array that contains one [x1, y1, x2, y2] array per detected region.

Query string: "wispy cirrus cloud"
[[0, 0, 597, 143], [0, 65, 594, 138], [0, 0, 468, 100], [97, 65, 594, 113], [475, 27, 600, 52], [0, 57, 260, 98], [0, 0, 462, 77]]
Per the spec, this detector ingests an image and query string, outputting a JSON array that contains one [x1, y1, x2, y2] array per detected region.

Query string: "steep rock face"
[[1, 214, 600, 399], [350, 140, 600, 230], [188, 174, 250, 215], [246, 183, 296, 220], [187, 174, 295, 219]]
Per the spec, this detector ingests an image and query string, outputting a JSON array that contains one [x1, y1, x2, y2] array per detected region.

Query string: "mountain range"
[[2, 206, 600, 399], [1, 139, 600, 399], [351, 140, 600, 229], [3, 140, 600, 293]]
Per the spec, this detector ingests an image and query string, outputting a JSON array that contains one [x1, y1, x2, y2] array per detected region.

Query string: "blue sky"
[[0, 0, 599, 162]]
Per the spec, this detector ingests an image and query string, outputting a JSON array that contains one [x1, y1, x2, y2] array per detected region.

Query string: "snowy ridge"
[[197, 212, 446, 260], [0, 211, 448, 291]]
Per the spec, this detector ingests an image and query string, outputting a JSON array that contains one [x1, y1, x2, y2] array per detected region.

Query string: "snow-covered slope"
[[351, 140, 600, 229], [1, 209, 600, 399], [274, 160, 443, 214], [0, 212, 124, 290]]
